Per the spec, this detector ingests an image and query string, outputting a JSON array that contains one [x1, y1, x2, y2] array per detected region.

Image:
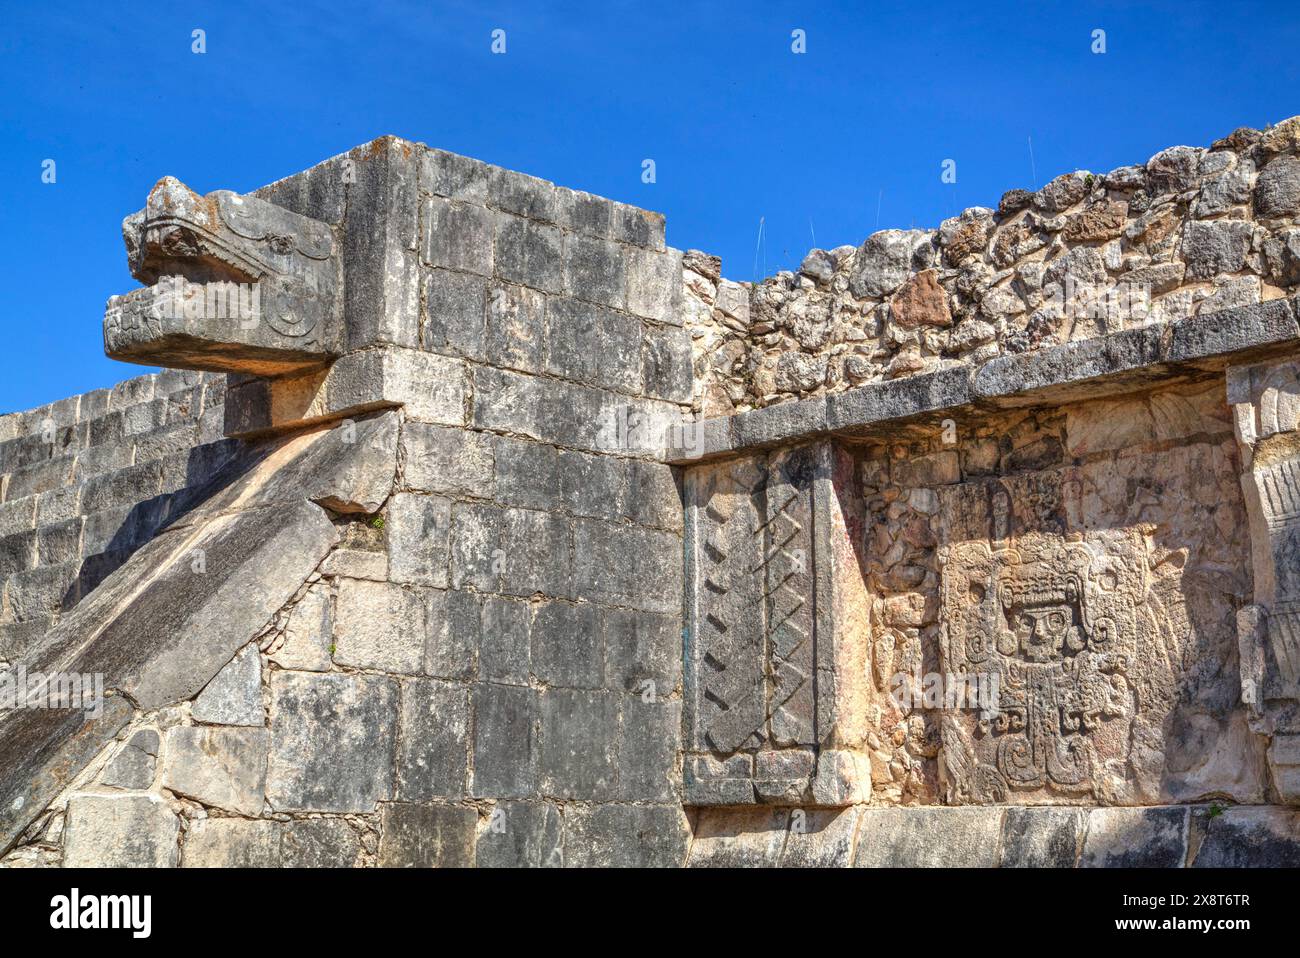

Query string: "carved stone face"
[[1007, 600, 1079, 662]]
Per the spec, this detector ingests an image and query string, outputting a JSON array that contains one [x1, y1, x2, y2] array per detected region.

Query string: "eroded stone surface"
[[162, 726, 268, 815], [101, 728, 159, 790], [63, 794, 179, 868], [377, 803, 476, 867], [1080, 806, 1188, 867], [266, 671, 397, 813], [853, 807, 1002, 867], [474, 801, 563, 867], [562, 805, 689, 868], [268, 582, 332, 672], [192, 644, 262, 726]]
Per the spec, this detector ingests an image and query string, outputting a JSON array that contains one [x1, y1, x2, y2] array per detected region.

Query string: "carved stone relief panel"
[[683, 443, 871, 806], [942, 461, 1260, 804], [1229, 357, 1300, 802], [939, 496, 1150, 804], [855, 380, 1265, 806]]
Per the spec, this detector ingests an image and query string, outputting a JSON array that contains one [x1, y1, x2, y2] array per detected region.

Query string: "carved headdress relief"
[[939, 482, 1142, 804]]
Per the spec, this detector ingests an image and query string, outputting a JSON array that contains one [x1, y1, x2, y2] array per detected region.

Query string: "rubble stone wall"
[[687, 117, 1300, 417]]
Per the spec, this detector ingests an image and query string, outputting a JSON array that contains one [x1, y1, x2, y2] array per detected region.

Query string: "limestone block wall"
[[2, 139, 702, 868], [1, 407, 694, 867], [0, 412, 398, 867], [357, 142, 696, 865], [0, 370, 232, 667], [688, 115, 1300, 416]]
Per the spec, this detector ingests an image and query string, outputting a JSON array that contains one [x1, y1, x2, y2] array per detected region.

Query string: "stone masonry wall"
[[688, 115, 1300, 416], [0, 370, 233, 667], [2, 139, 702, 868], [6, 127, 1300, 868], [364, 141, 696, 865]]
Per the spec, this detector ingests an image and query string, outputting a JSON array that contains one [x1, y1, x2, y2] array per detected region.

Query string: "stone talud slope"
[[3, 119, 1300, 868]]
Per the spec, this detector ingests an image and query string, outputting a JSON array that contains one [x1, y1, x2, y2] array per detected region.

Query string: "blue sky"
[[2, 0, 1298, 413]]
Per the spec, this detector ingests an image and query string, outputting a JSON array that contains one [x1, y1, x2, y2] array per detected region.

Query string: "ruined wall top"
[[685, 115, 1300, 417]]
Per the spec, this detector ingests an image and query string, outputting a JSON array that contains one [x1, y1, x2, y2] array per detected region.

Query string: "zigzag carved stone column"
[[683, 442, 871, 806]]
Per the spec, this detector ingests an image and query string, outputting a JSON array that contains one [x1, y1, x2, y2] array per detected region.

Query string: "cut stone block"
[[333, 578, 426, 674], [618, 697, 680, 802], [385, 493, 451, 588], [402, 422, 493, 497], [538, 688, 618, 800], [269, 583, 332, 672], [1080, 807, 1189, 868], [267, 671, 398, 813], [472, 683, 536, 798], [687, 808, 791, 867], [492, 435, 559, 511], [494, 214, 562, 294], [1000, 807, 1085, 868], [183, 817, 279, 867], [377, 803, 477, 867], [162, 726, 269, 816], [853, 808, 1002, 867], [486, 282, 545, 373], [602, 607, 681, 696], [478, 594, 532, 685], [474, 801, 564, 868], [422, 198, 495, 275], [101, 728, 160, 790], [563, 804, 688, 868], [563, 233, 626, 310], [63, 794, 179, 868], [396, 678, 470, 801], [281, 818, 362, 867], [1193, 806, 1300, 867], [779, 808, 861, 867], [530, 599, 602, 688], [192, 643, 263, 726]]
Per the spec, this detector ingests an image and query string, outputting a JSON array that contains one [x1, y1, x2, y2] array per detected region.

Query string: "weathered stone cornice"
[[665, 297, 1300, 464]]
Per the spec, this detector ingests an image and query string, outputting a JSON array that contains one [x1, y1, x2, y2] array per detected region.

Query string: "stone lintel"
[[222, 347, 469, 439]]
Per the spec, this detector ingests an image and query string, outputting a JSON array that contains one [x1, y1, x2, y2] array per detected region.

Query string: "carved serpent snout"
[[104, 177, 342, 377]]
